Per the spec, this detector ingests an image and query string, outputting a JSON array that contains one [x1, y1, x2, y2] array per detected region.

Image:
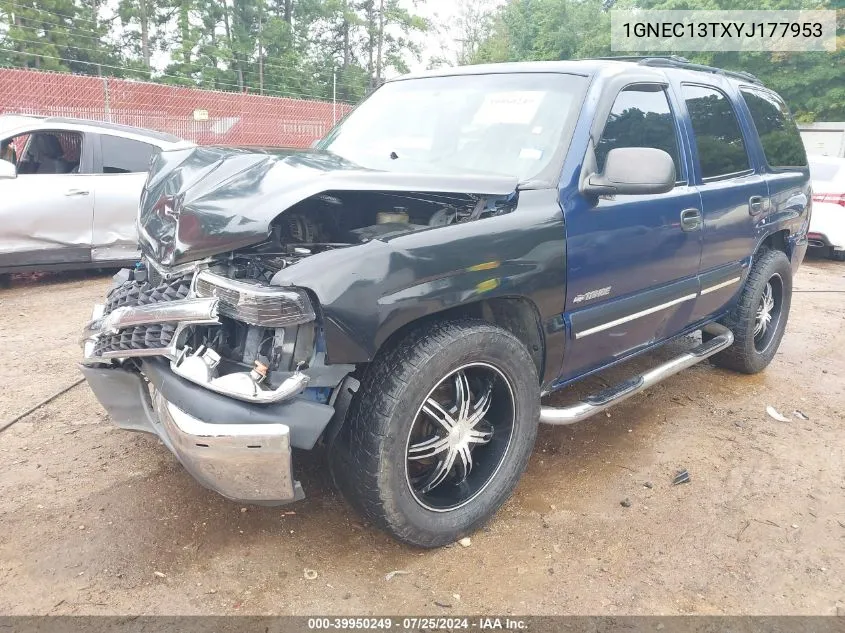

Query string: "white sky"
[[406, 0, 463, 73]]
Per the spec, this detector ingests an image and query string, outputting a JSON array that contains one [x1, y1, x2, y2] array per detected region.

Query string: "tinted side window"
[[682, 85, 750, 179], [596, 86, 682, 178], [8, 131, 82, 175], [100, 135, 157, 173], [740, 88, 807, 168]]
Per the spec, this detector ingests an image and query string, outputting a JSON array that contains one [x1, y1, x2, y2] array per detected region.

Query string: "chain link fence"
[[0, 68, 352, 147]]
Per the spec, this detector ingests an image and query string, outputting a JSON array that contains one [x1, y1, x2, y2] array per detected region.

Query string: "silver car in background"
[[0, 115, 193, 277]]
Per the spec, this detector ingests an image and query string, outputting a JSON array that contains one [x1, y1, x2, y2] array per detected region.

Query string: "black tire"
[[831, 249, 845, 262], [0, 274, 10, 289], [709, 249, 792, 374], [331, 319, 540, 548]]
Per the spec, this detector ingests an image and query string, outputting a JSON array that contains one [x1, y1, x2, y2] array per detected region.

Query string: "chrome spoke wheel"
[[753, 273, 783, 353], [405, 362, 515, 512]]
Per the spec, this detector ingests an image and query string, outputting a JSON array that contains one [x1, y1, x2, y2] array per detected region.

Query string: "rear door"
[[0, 129, 96, 270], [90, 133, 158, 262], [737, 85, 810, 249], [678, 82, 769, 322], [560, 83, 703, 382]]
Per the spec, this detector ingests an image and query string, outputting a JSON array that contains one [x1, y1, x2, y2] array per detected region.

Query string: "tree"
[[472, 0, 613, 63], [0, 0, 428, 103], [427, 0, 496, 69], [116, 0, 166, 74], [629, 0, 845, 121], [0, 0, 121, 73], [471, 0, 844, 121]]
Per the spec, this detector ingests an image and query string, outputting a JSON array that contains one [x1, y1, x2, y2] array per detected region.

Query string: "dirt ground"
[[0, 258, 843, 616]]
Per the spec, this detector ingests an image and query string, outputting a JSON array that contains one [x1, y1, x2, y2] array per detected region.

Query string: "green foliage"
[[471, 0, 844, 121], [0, 0, 427, 101], [0, 0, 121, 73]]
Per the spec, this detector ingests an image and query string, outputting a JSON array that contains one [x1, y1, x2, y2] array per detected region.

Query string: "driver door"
[[0, 129, 95, 270], [559, 84, 703, 382]]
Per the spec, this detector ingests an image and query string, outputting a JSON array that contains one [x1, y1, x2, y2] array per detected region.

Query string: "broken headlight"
[[194, 269, 315, 328]]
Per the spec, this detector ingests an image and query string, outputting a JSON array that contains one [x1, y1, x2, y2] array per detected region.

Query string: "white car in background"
[[808, 154, 845, 261], [0, 115, 193, 280]]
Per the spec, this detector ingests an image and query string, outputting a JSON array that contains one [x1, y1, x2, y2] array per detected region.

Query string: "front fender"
[[269, 189, 567, 383]]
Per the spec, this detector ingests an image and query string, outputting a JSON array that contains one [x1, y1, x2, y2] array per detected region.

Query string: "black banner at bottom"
[[0, 616, 843, 633]]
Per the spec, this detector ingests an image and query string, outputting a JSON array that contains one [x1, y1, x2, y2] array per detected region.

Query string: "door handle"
[[680, 208, 702, 232], [749, 195, 764, 215], [65, 189, 89, 197]]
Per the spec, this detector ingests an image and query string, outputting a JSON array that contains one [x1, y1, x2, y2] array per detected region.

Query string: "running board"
[[539, 323, 734, 426]]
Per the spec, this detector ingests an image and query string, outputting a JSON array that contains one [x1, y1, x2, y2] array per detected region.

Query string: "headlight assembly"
[[194, 270, 316, 328]]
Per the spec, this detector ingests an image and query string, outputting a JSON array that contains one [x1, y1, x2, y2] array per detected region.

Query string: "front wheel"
[[709, 249, 792, 374], [332, 320, 540, 548]]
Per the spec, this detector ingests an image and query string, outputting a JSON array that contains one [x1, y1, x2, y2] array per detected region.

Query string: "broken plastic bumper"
[[78, 362, 340, 505]]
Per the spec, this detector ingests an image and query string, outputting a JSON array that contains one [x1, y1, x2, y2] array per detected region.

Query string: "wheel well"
[[759, 229, 789, 256], [379, 297, 545, 382]]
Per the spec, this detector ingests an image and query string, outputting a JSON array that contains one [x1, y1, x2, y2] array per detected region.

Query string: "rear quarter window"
[[100, 135, 158, 173], [740, 88, 807, 168]]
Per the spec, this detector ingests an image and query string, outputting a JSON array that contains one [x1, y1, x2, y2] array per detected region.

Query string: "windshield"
[[319, 73, 588, 182]]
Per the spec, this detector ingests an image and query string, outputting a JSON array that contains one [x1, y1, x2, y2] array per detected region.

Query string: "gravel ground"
[[0, 259, 843, 616]]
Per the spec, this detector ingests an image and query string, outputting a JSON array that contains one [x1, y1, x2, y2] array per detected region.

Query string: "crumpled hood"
[[138, 146, 519, 267]]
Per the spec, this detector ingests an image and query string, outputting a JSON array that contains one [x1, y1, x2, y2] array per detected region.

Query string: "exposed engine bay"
[[159, 189, 515, 400], [220, 189, 517, 277], [94, 185, 518, 405]]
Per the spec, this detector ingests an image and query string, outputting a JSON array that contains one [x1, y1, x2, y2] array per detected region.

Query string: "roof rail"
[[580, 55, 763, 85], [636, 57, 763, 85], [587, 55, 692, 64]]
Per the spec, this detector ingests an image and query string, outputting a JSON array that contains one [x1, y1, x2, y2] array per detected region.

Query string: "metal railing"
[[0, 68, 352, 147]]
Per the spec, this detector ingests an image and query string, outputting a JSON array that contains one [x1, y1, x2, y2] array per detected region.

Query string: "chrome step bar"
[[539, 323, 734, 426]]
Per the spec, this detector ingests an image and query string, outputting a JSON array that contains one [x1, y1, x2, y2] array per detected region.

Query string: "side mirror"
[[582, 147, 675, 196], [0, 159, 16, 180]]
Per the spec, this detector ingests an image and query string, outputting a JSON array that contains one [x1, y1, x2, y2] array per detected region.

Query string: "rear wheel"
[[709, 249, 792, 374], [331, 320, 540, 548], [831, 248, 845, 262]]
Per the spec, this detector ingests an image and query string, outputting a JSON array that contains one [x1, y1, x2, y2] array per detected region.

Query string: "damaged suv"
[[80, 58, 810, 547]]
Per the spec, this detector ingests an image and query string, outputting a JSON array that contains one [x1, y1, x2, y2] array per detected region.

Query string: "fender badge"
[[573, 286, 612, 304]]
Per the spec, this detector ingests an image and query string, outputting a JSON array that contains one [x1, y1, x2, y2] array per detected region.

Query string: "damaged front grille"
[[93, 322, 178, 356], [92, 274, 192, 356], [104, 275, 192, 311], [147, 263, 163, 287]]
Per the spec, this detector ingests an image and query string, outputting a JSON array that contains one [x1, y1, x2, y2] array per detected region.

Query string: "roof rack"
[[588, 55, 692, 63], [637, 57, 762, 85], [583, 55, 763, 85]]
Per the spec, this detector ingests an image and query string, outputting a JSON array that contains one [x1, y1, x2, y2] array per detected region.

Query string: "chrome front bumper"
[[80, 363, 304, 504]]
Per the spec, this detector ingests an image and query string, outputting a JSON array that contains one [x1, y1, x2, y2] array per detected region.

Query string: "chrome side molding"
[[539, 323, 734, 425]]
